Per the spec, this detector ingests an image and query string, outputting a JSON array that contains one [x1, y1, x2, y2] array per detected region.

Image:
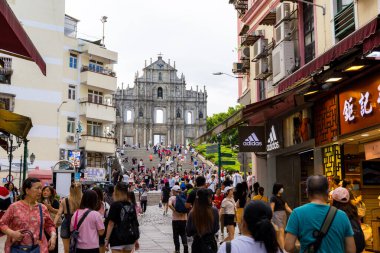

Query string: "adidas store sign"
[[238, 126, 265, 152], [243, 133, 263, 147], [266, 125, 280, 151]]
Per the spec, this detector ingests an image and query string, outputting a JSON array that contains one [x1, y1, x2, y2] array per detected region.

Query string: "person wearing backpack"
[[186, 188, 219, 253], [169, 185, 188, 253], [332, 187, 365, 253], [70, 190, 105, 253], [105, 182, 140, 253], [285, 175, 356, 253], [93, 187, 110, 253]]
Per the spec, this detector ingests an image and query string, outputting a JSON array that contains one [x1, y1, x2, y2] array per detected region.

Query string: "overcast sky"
[[65, 0, 239, 116]]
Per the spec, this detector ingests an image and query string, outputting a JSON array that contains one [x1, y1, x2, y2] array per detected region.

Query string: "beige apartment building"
[[0, 0, 118, 177]]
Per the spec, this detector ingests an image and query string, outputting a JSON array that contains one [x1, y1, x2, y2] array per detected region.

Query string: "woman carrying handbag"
[[0, 177, 56, 253]]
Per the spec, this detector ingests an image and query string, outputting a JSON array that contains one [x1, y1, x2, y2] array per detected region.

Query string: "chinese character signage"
[[238, 126, 265, 152], [339, 73, 380, 135]]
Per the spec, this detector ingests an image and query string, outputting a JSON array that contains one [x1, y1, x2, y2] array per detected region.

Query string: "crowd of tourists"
[[0, 144, 377, 253]]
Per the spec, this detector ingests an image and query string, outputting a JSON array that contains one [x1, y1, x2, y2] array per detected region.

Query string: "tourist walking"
[[105, 182, 140, 253], [270, 183, 292, 250], [169, 185, 188, 253], [93, 187, 110, 253], [235, 183, 248, 234], [0, 185, 11, 219], [285, 175, 355, 253], [4, 182, 18, 203], [0, 177, 56, 253], [218, 201, 282, 253], [186, 188, 219, 253], [40, 186, 60, 253], [70, 190, 105, 253], [332, 187, 365, 253], [252, 187, 268, 202], [221, 186, 236, 242], [139, 183, 149, 214], [161, 182, 171, 215], [54, 182, 82, 253]]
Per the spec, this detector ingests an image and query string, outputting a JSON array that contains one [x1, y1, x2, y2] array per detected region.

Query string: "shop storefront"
[[314, 70, 380, 251]]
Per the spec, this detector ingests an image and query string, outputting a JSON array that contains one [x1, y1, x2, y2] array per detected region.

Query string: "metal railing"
[[79, 97, 115, 107], [81, 65, 116, 77]]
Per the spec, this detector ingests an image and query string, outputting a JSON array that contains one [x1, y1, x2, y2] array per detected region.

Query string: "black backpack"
[[350, 219, 365, 253], [114, 204, 140, 244]]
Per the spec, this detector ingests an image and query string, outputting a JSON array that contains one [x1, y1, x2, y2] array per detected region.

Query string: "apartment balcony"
[[79, 98, 116, 123], [79, 134, 116, 154], [81, 42, 118, 63], [80, 66, 117, 92], [229, 0, 248, 17], [334, 3, 355, 40]]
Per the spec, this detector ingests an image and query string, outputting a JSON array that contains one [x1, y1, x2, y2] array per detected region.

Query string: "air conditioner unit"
[[232, 62, 244, 73], [253, 38, 268, 59], [275, 21, 291, 44], [240, 46, 250, 60], [272, 41, 295, 84], [276, 2, 291, 24], [251, 29, 265, 37], [66, 135, 75, 142], [254, 57, 269, 79]]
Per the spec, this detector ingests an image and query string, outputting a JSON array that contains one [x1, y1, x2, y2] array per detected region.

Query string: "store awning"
[[0, 109, 32, 139], [243, 82, 311, 125], [278, 16, 380, 93], [0, 0, 46, 75]]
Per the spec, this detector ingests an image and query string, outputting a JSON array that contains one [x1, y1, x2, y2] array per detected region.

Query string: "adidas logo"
[[267, 125, 280, 151], [243, 132, 262, 147]]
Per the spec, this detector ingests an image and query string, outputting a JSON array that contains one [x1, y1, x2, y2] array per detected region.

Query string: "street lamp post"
[[6, 135, 22, 181], [212, 72, 243, 79], [101, 16, 108, 46]]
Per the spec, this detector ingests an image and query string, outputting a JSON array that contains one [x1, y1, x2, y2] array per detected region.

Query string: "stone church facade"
[[114, 56, 207, 147]]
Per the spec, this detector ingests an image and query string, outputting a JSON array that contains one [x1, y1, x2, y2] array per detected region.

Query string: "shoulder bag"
[[304, 206, 337, 253], [60, 198, 71, 239], [69, 210, 92, 253], [11, 204, 43, 253]]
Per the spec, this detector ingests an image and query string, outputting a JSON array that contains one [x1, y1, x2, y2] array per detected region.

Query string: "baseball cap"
[[332, 187, 350, 203], [224, 186, 234, 193], [172, 185, 181, 191]]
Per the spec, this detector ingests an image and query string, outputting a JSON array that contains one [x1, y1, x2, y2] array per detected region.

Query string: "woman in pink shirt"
[[70, 190, 105, 253], [0, 177, 56, 253]]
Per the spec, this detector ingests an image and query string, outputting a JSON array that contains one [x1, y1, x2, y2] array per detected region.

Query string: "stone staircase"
[[120, 147, 196, 206]]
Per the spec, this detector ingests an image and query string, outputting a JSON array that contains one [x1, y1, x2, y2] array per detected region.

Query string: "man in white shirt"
[[122, 172, 129, 184], [233, 172, 243, 188], [207, 175, 217, 193]]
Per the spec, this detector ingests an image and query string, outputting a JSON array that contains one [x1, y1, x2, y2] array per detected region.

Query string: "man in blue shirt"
[[285, 175, 355, 253]]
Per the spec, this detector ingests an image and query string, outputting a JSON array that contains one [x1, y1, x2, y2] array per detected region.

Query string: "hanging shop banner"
[[84, 167, 106, 181], [283, 108, 313, 148], [364, 140, 380, 160], [266, 121, 283, 152], [339, 72, 380, 135], [238, 126, 265, 152], [68, 150, 80, 167]]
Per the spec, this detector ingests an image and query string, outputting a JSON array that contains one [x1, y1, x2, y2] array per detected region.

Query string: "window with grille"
[[303, 1, 315, 64], [67, 118, 76, 133], [88, 90, 103, 104], [68, 85, 76, 100], [87, 121, 102, 137]]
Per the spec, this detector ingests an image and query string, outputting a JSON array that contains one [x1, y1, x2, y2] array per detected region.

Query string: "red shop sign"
[[339, 73, 380, 135]]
